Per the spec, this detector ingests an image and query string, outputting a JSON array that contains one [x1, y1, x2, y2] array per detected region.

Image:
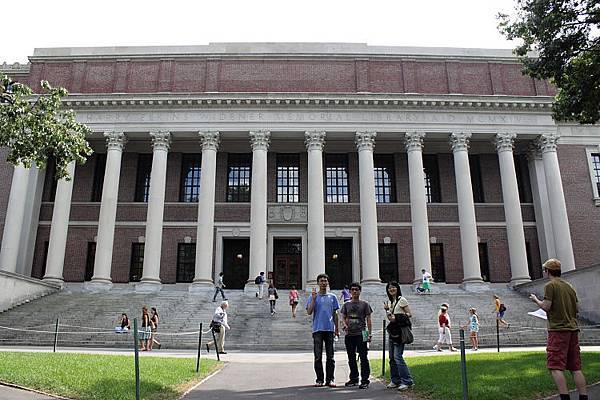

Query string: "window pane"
[[227, 154, 252, 202]]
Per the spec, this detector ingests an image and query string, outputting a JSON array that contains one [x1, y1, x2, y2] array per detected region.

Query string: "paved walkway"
[[0, 384, 56, 400]]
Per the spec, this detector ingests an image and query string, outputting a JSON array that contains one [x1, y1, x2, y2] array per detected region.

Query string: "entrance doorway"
[[273, 239, 302, 289], [222, 238, 250, 289], [325, 238, 353, 290]]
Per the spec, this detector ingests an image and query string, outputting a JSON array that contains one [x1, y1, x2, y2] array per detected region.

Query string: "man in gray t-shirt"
[[340, 282, 373, 389]]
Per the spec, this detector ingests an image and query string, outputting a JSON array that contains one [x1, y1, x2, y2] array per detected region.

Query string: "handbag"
[[399, 325, 414, 345]]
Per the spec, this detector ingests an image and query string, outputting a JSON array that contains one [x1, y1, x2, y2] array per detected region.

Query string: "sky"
[[2, 0, 519, 63]]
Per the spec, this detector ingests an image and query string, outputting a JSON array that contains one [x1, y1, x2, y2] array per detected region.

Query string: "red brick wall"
[[23, 58, 549, 96]]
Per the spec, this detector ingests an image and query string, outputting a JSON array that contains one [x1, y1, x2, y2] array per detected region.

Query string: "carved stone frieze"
[[268, 205, 308, 223]]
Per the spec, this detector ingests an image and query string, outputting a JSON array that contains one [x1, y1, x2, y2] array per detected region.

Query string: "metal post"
[[133, 318, 140, 400], [459, 329, 469, 400], [196, 323, 203, 373], [212, 327, 220, 362], [53, 318, 59, 353], [381, 319, 386, 378], [496, 319, 500, 353]]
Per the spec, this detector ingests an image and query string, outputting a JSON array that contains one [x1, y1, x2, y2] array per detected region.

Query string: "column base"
[[84, 279, 113, 292], [509, 276, 532, 287], [42, 276, 64, 287], [460, 280, 490, 293], [359, 280, 385, 295], [189, 281, 214, 294], [135, 280, 162, 293]]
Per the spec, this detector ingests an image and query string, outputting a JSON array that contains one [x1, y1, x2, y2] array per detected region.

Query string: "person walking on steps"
[[289, 285, 299, 318], [149, 307, 161, 350], [268, 283, 279, 316], [306, 273, 340, 388], [433, 304, 457, 352], [255, 271, 266, 299], [206, 301, 230, 355], [384, 281, 415, 392], [213, 272, 227, 302], [341, 282, 372, 389], [493, 294, 510, 327], [530, 258, 588, 400]]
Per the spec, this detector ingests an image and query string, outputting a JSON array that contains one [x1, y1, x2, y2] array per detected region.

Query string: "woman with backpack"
[[384, 281, 415, 392], [268, 283, 278, 316], [493, 294, 510, 327]]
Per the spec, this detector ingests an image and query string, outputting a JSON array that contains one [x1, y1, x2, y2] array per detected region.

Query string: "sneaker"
[[326, 381, 337, 388], [344, 381, 358, 387], [314, 382, 324, 387], [219, 351, 227, 354], [398, 383, 413, 391], [359, 383, 369, 389], [450, 347, 458, 352], [386, 382, 398, 389]]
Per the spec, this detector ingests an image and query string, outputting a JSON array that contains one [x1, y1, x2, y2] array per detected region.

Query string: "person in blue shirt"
[[306, 273, 340, 387]]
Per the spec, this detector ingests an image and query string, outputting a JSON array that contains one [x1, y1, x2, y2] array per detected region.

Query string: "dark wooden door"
[[274, 255, 301, 289], [325, 239, 353, 290], [222, 239, 250, 289]]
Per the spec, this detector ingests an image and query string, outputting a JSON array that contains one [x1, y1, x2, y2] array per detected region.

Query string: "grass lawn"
[[371, 351, 600, 400], [0, 352, 220, 400]]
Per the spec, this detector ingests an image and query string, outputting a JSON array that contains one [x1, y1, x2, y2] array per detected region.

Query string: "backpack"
[[499, 303, 507, 313], [254, 275, 262, 284]]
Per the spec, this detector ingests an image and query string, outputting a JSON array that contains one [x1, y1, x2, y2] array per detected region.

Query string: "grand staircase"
[[0, 283, 598, 351]]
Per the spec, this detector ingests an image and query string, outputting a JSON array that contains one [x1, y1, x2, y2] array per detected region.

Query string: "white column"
[[137, 131, 170, 292], [355, 131, 381, 285], [0, 165, 31, 273], [190, 131, 220, 292], [405, 131, 432, 283], [450, 132, 484, 288], [247, 130, 270, 289], [305, 131, 326, 287], [43, 161, 76, 285], [87, 131, 126, 291], [527, 145, 556, 260], [537, 133, 576, 271], [495, 133, 530, 285], [18, 165, 45, 276]]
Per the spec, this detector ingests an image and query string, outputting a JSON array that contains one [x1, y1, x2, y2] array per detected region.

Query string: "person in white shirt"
[[420, 269, 433, 294], [206, 301, 230, 354], [213, 272, 227, 302]]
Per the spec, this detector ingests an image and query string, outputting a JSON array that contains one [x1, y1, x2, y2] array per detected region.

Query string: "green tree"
[[498, 0, 600, 124], [0, 75, 92, 179]]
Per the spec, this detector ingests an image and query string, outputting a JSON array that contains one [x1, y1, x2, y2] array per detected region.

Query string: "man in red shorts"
[[530, 258, 588, 400]]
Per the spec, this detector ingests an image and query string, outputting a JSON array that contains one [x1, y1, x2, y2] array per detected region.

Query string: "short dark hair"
[[349, 282, 361, 291], [316, 273, 329, 282], [546, 268, 562, 277]]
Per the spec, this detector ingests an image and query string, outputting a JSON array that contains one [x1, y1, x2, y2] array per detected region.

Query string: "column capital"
[[198, 131, 220, 151], [404, 131, 426, 152], [536, 133, 560, 153], [526, 142, 543, 161], [449, 131, 472, 152], [305, 130, 326, 151], [249, 130, 271, 151], [355, 131, 377, 152], [104, 131, 126, 151], [494, 132, 516, 153], [150, 131, 171, 151]]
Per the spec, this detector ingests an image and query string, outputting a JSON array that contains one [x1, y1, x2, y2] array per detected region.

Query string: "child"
[[433, 304, 457, 352], [467, 307, 479, 351]]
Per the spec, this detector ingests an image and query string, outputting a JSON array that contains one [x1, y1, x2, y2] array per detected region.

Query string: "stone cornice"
[[60, 93, 554, 112], [0, 62, 30, 74]]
